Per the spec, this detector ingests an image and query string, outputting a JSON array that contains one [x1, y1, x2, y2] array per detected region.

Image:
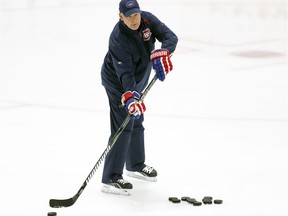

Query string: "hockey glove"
[[121, 91, 146, 119], [150, 49, 173, 81]]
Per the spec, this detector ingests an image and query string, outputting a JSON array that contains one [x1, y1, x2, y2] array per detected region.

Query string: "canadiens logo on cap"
[[126, 1, 135, 8], [119, 0, 141, 17]]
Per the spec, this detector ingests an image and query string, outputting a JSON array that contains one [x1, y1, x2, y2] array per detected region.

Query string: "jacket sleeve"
[[146, 12, 178, 53]]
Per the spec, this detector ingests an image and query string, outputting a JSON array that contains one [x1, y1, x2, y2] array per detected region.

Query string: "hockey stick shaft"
[[49, 75, 158, 208]]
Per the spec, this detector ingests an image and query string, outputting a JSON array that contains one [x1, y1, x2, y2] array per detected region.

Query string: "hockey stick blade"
[[49, 195, 78, 208], [49, 182, 86, 208]]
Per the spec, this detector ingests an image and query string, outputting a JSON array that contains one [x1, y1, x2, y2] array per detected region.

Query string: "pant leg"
[[101, 89, 134, 183], [126, 115, 146, 171]]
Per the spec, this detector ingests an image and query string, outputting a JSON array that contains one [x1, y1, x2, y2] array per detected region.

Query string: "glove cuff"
[[150, 49, 170, 61]]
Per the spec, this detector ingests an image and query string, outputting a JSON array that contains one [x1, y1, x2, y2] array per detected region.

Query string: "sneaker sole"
[[101, 184, 132, 196], [126, 171, 157, 182]]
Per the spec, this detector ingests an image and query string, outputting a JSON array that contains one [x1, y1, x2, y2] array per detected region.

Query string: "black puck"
[[169, 197, 178, 201], [169, 197, 181, 203], [171, 198, 181, 203], [214, 199, 223, 204], [187, 198, 197, 204], [181, 196, 190, 201], [202, 198, 213, 204], [193, 201, 202, 206], [48, 212, 57, 216], [203, 200, 213, 204]]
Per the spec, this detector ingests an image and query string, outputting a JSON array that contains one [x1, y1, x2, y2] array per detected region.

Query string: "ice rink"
[[0, 0, 287, 215]]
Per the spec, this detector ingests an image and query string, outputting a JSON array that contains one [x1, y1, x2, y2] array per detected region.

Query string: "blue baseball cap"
[[119, 0, 141, 17]]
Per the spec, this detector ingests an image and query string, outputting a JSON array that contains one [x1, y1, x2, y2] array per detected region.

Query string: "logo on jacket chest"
[[142, 28, 152, 41]]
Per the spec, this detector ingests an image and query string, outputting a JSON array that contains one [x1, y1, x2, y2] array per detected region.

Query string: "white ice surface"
[[0, 0, 287, 216]]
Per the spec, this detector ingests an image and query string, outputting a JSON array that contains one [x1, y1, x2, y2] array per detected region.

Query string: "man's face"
[[119, 13, 141, 30]]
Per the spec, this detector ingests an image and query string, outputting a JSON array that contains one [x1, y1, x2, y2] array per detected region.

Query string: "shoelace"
[[142, 166, 154, 174], [117, 179, 129, 185]]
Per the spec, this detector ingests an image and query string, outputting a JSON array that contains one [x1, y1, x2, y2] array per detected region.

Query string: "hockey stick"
[[49, 75, 158, 208]]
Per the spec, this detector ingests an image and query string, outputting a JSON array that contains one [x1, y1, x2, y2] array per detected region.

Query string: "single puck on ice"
[[48, 212, 57, 216], [171, 198, 181, 203], [214, 199, 223, 204], [169, 197, 181, 203], [202, 198, 213, 204], [169, 197, 178, 201]]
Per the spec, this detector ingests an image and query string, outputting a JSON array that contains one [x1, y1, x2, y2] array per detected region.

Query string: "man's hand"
[[150, 49, 173, 81], [121, 91, 146, 119]]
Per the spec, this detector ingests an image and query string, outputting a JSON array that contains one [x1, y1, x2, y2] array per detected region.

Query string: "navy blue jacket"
[[101, 11, 178, 94]]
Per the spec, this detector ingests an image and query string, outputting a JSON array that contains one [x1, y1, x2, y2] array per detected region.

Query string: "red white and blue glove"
[[121, 91, 146, 119], [150, 49, 173, 81]]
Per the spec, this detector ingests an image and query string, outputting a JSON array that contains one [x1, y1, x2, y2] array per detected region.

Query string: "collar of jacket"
[[119, 20, 141, 37]]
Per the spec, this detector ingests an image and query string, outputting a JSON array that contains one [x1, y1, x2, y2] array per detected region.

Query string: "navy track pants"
[[101, 88, 146, 183]]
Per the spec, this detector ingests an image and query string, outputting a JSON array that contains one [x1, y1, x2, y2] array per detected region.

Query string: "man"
[[100, 0, 178, 195]]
